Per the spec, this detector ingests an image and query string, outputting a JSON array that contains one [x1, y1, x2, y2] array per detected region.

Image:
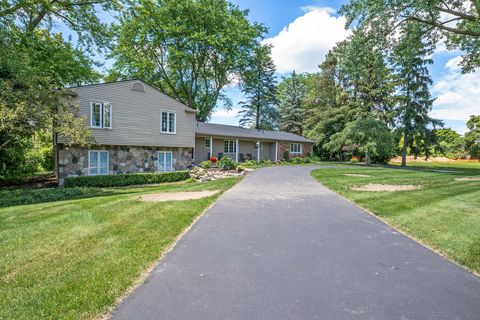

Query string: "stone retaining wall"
[[57, 145, 193, 186]]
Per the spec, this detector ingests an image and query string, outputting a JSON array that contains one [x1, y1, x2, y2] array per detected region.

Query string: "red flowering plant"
[[209, 156, 218, 163]]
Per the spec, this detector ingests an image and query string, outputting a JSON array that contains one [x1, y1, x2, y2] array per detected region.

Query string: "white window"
[[290, 143, 302, 154], [88, 150, 109, 175], [161, 111, 176, 134], [158, 151, 173, 172], [205, 138, 211, 148], [224, 140, 236, 153], [90, 101, 112, 129]]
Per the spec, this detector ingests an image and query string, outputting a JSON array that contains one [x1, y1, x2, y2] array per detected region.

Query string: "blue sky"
[[208, 0, 479, 134]]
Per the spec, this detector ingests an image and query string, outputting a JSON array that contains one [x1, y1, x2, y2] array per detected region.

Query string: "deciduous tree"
[[465, 115, 480, 158], [340, 0, 480, 73], [111, 0, 266, 121]]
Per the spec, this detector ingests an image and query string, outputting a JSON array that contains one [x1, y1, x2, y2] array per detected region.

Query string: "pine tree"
[[278, 71, 307, 135], [238, 44, 278, 130], [393, 22, 442, 167]]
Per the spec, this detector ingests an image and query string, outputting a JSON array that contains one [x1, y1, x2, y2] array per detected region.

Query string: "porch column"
[[275, 141, 278, 162], [235, 139, 239, 162], [257, 140, 260, 161], [209, 137, 213, 159]]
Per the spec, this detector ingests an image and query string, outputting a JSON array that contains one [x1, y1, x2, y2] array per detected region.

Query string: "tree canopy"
[[340, 0, 480, 73], [110, 0, 266, 121]]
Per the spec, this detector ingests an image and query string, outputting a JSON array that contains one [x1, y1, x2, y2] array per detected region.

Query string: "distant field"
[[312, 164, 480, 275], [389, 159, 480, 172]]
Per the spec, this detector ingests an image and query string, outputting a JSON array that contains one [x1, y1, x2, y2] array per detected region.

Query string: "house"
[[55, 80, 314, 186]]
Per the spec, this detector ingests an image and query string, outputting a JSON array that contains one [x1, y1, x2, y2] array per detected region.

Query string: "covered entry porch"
[[194, 136, 279, 163]]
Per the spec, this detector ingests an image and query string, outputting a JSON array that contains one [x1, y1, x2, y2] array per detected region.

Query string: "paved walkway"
[[113, 166, 480, 320]]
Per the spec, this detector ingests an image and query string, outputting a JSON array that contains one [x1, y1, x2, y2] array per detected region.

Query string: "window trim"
[[103, 101, 113, 129], [290, 143, 302, 154], [204, 138, 211, 148], [160, 110, 177, 134], [224, 139, 236, 154], [88, 150, 109, 176], [90, 100, 112, 129], [158, 151, 174, 172]]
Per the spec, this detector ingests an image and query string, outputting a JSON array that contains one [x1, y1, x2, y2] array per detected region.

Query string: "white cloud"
[[264, 7, 351, 74], [431, 56, 480, 125]]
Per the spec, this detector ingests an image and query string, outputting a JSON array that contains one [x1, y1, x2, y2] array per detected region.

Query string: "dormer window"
[[90, 101, 112, 129], [161, 111, 176, 134]]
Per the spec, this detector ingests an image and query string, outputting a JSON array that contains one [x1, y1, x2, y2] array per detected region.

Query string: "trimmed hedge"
[[0, 187, 104, 208], [65, 171, 190, 188]]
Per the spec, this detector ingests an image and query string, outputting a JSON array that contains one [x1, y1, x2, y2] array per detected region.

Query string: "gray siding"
[[60, 80, 196, 148]]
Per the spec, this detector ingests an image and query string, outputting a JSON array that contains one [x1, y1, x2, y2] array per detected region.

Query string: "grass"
[[0, 177, 241, 319], [311, 165, 480, 275]]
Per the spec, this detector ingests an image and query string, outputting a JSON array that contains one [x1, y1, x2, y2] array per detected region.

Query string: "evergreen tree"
[[238, 44, 278, 130], [278, 71, 307, 135], [393, 22, 442, 167]]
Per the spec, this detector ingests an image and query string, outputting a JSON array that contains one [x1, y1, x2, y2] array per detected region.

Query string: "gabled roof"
[[195, 122, 313, 143], [67, 79, 197, 113]]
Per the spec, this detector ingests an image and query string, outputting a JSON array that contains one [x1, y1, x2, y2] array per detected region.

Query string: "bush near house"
[[65, 171, 190, 188], [217, 156, 237, 170], [291, 157, 304, 164], [201, 160, 213, 169]]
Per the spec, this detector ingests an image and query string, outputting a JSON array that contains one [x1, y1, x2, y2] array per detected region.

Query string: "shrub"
[[283, 149, 290, 161], [201, 160, 213, 169], [65, 171, 190, 188], [259, 159, 272, 165], [242, 160, 258, 167], [310, 155, 320, 162], [217, 156, 237, 170], [0, 187, 104, 208], [303, 157, 311, 163], [291, 157, 304, 164]]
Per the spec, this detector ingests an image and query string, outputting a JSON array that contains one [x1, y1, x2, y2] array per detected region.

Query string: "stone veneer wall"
[[278, 142, 313, 160], [57, 145, 193, 186]]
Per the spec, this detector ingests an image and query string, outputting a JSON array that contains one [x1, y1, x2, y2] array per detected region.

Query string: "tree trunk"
[[255, 104, 260, 130], [338, 150, 343, 162], [365, 152, 371, 165], [401, 132, 408, 167]]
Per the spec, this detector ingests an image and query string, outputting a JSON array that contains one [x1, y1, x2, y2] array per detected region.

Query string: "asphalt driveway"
[[112, 165, 480, 320]]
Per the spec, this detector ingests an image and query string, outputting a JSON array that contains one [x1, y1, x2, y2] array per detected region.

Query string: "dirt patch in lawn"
[[351, 184, 421, 192], [455, 177, 480, 181], [344, 173, 371, 178], [138, 190, 220, 202]]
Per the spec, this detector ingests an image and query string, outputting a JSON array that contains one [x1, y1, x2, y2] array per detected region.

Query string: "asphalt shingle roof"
[[195, 122, 313, 143]]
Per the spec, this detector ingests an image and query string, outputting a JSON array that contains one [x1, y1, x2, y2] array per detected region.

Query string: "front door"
[[158, 151, 173, 172]]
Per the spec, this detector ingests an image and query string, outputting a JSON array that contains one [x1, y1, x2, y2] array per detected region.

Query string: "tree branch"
[[408, 16, 480, 37], [434, 6, 477, 22]]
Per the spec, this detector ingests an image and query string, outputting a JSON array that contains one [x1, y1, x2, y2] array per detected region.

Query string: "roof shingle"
[[195, 122, 313, 143]]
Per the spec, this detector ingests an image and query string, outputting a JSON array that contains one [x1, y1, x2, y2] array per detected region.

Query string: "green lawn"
[[311, 166, 480, 275], [0, 178, 241, 319]]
